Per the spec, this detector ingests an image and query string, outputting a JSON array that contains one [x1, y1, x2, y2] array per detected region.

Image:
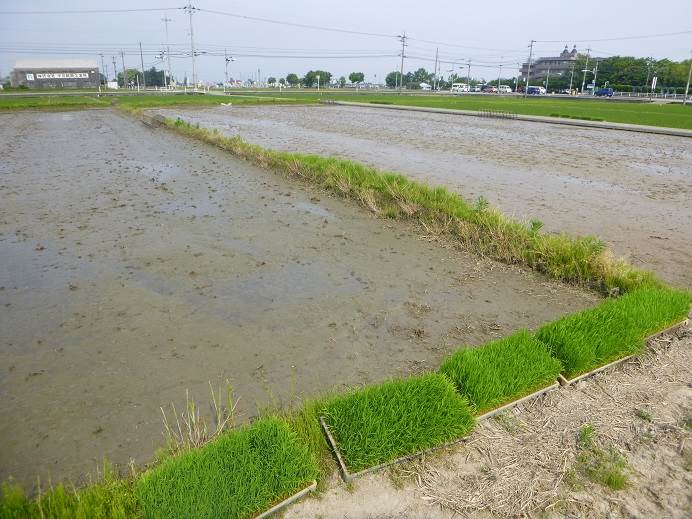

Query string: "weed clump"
[[575, 424, 629, 491], [537, 287, 690, 378], [135, 417, 317, 519], [439, 330, 562, 414], [321, 374, 474, 473]]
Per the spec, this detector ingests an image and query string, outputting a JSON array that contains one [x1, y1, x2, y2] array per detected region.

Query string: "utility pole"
[[112, 55, 117, 86], [398, 32, 407, 93], [592, 59, 600, 95], [466, 59, 471, 91], [581, 48, 591, 94], [184, 3, 197, 89], [684, 51, 692, 105], [433, 48, 439, 91], [139, 42, 146, 88], [545, 67, 551, 92], [497, 57, 503, 90], [524, 40, 535, 98], [99, 53, 106, 85], [120, 52, 127, 89], [569, 63, 575, 93], [161, 16, 173, 88], [224, 49, 229, 92]]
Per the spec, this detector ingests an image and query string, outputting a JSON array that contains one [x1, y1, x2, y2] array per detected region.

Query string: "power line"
[[0, 7, 181, 15], [195, 7, 397, 39], [536, 29, 692, 43]]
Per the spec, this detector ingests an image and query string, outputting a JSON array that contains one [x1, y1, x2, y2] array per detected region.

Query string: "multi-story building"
[[11, 59, 100, 89], [519, 45, 578, 81]]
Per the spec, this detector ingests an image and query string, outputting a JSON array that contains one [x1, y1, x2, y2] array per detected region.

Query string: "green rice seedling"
[[439, 330, 562, 414], [537, 287, 690, 378], [135, 417, 317, 519], [0, 462, 140, 519], [321, 374, 474, 473]]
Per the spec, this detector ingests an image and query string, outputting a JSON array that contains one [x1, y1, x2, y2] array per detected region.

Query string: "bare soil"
[[285, 325, 692, 519], [0, 110, 598, 489], [154, 104, 692, 287]]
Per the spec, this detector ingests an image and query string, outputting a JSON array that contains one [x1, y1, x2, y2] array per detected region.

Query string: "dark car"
[[595, 88, 614, 97], [526, 86, 542, 95]]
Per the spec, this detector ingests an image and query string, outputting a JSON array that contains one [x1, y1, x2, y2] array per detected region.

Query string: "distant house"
[[519, 45, 578, 81], [11, 59, 100, 89]]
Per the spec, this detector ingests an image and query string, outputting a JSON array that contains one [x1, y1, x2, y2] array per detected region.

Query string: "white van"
[[497, 85, 513, 94], [451, 83, 469, 93]]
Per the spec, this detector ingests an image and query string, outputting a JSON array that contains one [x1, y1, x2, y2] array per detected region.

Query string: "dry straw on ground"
[[415, 326, 692, 518]]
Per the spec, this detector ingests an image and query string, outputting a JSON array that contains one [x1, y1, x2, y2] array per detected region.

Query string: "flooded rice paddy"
[[0, 110, 598, 488], [154, 104, 692, 287]]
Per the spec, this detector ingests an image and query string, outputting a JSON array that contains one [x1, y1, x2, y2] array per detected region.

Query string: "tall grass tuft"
[[135, 417, 317, 519], [537, 287, 690, 378], [163, 117, 658, 294], [439, 330, 562, 414], [0, 462, 139, 519], [321, 374, 474, 473]]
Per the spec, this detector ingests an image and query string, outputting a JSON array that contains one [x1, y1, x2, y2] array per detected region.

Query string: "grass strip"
[[0, 95, 109, 111], [0, 463, 140, 519], [161, 116, 656, 294], [135, 417, 317, 519], [321, 374, 474, 473], [536, 287, 690, 379], [439, 330, 563, 414], [239, 92, 692, 130]]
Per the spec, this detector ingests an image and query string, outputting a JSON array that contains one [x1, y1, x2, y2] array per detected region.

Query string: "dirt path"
[[286, 325, 692, 519], [0, 110, 598, 489], [154, 105, 692, 288]]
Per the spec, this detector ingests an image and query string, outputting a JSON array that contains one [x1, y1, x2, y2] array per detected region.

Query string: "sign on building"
[[26, 73, 34, 81], [35, 72, 90, 79]]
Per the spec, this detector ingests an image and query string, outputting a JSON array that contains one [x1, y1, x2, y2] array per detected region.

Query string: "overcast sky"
[[1, 0, 690, 83]]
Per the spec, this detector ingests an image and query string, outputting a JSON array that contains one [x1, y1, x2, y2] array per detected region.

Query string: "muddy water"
[[155, 105, 692, 287], [0, 110, 598, 488]]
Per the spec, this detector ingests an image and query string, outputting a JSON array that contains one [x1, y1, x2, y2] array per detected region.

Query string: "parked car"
[[497, 85, 512, 93], [482, 85, 498, 93], [471, 85, 481, 92], [526, 86, 542, 95], [595, 88, 614, 97], [451, 83, 469, 93]]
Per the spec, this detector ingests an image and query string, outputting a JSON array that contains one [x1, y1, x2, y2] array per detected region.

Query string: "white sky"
[[1, 0, 690, 83]]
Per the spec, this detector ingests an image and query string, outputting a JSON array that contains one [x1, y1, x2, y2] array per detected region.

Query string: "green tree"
[[144, 67, 166, 87], [348, 72, 365, 84], [278, 78, 286, 85], [267, 76, 277, 85], [303, 70, 332, 88], [339, 76, 346, 88], [385, 71, 401, 88], [285, 73, 300, 86]]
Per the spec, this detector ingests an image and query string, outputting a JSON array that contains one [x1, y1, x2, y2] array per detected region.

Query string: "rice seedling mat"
[[476, 382, 560, 420], [557, 318, 689, 387], [319, 416, 469, 482], [254, 480, 317, 519]]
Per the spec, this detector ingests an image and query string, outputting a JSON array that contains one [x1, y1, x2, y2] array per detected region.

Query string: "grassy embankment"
[[0, 93, 313, 112], [162, 116, 654, 294], [242, 91, 692, 129], [0, 95, 109, 110]]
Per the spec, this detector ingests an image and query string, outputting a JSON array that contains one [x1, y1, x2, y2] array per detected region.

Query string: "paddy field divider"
[[3, 109, 689, 518]]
